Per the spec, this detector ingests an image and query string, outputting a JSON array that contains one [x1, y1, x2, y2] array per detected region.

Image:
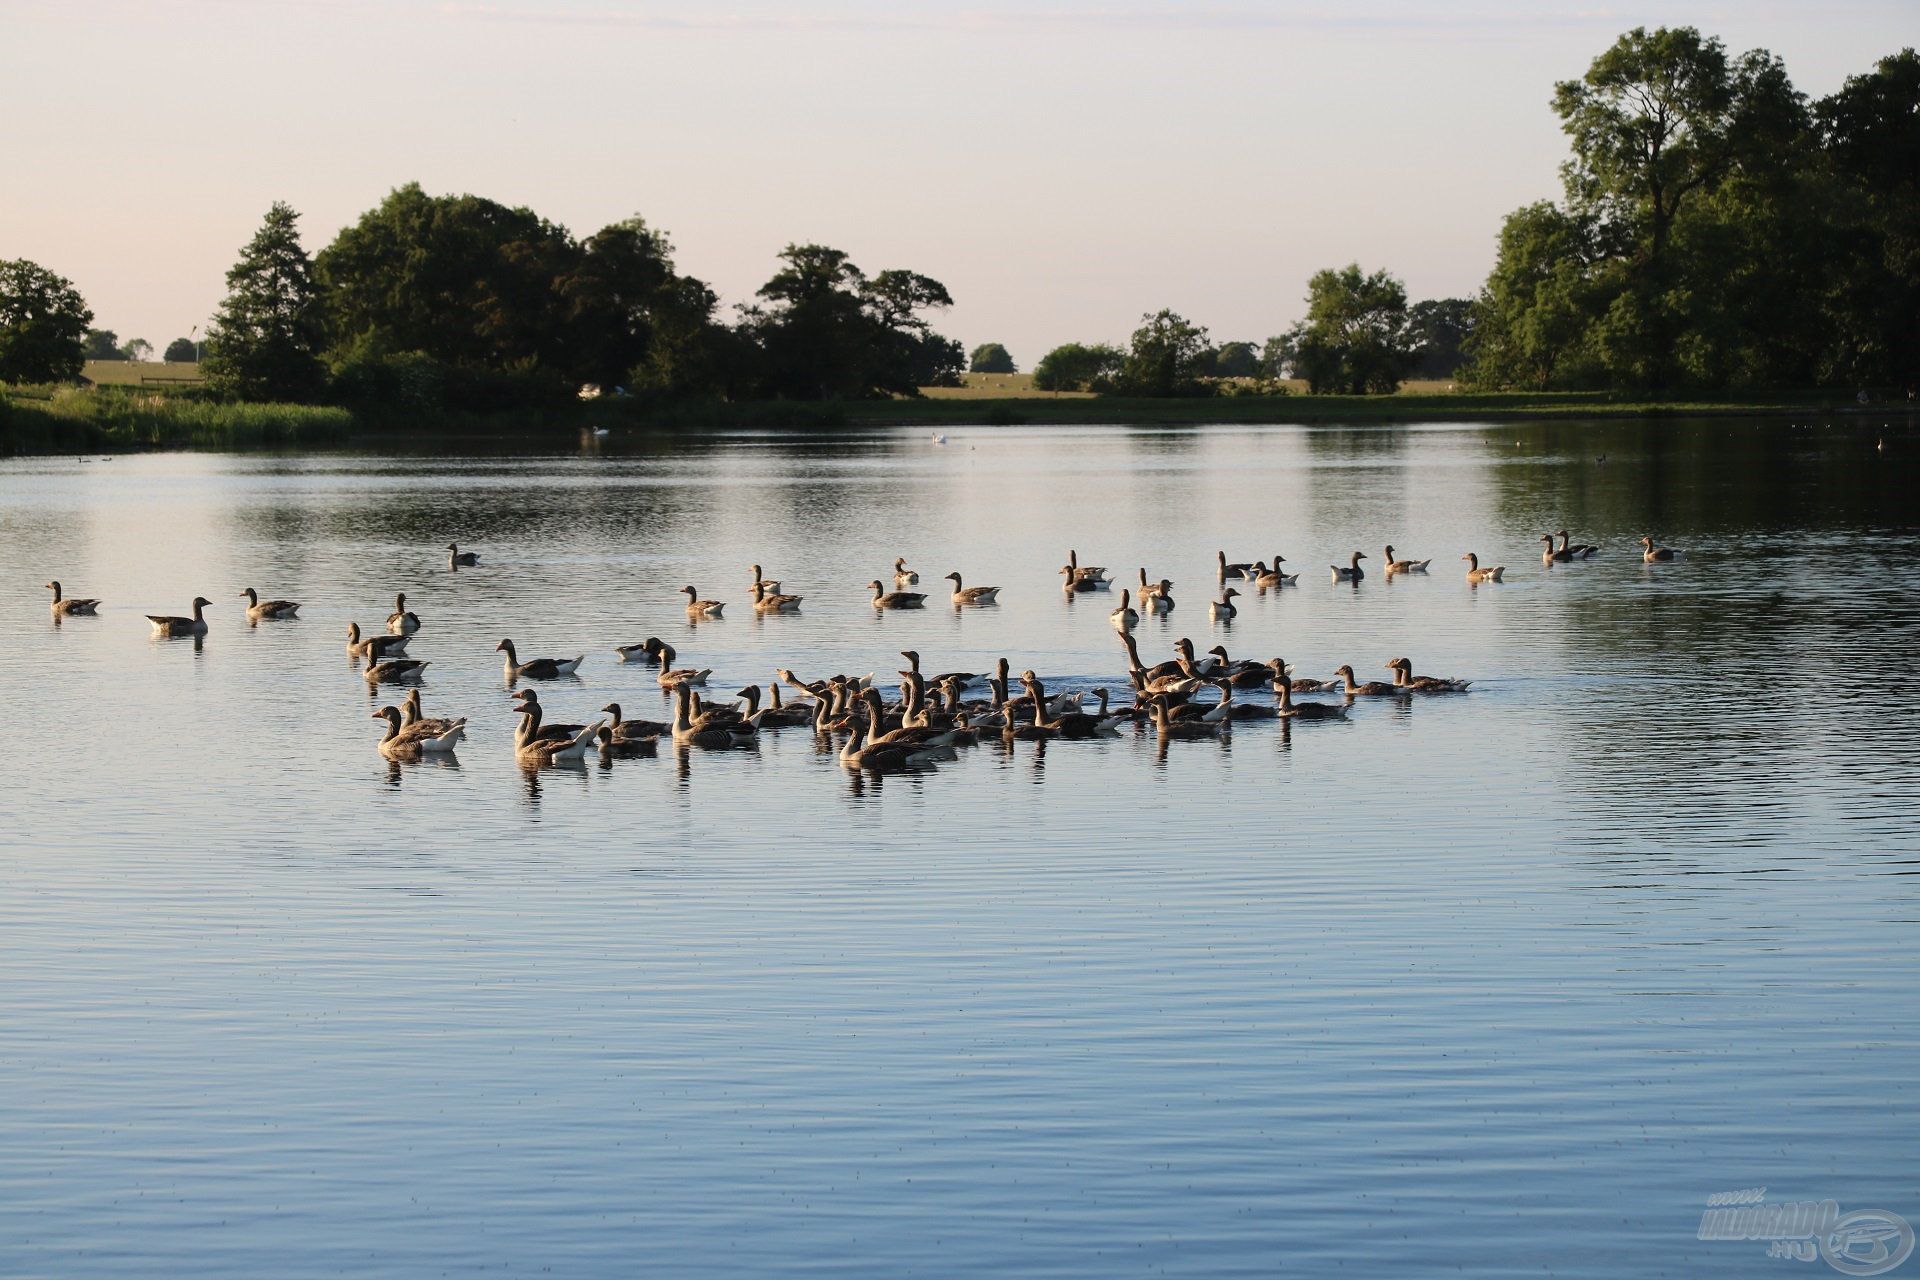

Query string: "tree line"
[[1, 30, 1912, 403]]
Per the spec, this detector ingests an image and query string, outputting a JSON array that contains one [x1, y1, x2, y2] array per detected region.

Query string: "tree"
[[1212, 341, 1260, 378], [1031, 342, 1123, 392], [1116, 309, 1213, 396], [1464, 203, 1604, 389], [1405, 300, 1475, 379], [84, 328, 121, 359], [969, 342, 1016, 374], [1259, 334, 1296, 379], [122, 338, 153, 362], [0, 260, 92, 383], [555, 215, 723, 396], [1283, 265, 1413, 394], [164, 337, 198, 363], [204, 202, 327, 401]]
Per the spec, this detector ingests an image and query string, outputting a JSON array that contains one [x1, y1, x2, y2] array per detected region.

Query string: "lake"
[[2, 417, 1916, 1278]]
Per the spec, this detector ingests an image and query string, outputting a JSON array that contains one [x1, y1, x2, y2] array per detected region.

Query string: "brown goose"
[[511, 690, 588, 743], [1332, 664, 1403, 697], [446, 542, 478, 568], [386, 592, 420, 633], [1558, 530, 1601, 559], [1255, 556, 1297, 589], [496, 638, 583, 680], [1331, 551, 1366, 582], [1385, 657, 1471, 693], [400, 688, 462, 736], [1217, 550, 1255, 580], [682, 585, 725, 617], [1640, 536, 1678, 562], [1274, 679, 1349, 720], [1147, 693, 1221, 738], [734, 685, 813, 729], [1066, 549, 1109, 585], [869, 580, 926, 609], [1383, 546, 1430, 575], [148, 597, 212, 636], [370, 705, 465, 757], [596, 724, 659, 759], [892, 557, 920, 587], [599, 701, 673, 739], [1462, 553, 1505, 583], [1540, 533, 1574, 565], [750, 564, 783, 595], [1110, 589, 1138, 633], [512, 704, 601, 765], [1266, 658, 1340, 695], [347, 622, 409, 661], [1209, 587, 1240, 622], [46, 581, 100, 616], [653, 643, 711, 689], [944, 572, 1000, 605], [240, 587, 301, 621], [752, 581, 804, 613], [671, 682, 756, 747], [614, 636, 665, 663], [365, 658, 430, 684]]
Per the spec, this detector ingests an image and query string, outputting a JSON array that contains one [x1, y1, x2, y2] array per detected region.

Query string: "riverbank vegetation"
[[1, 26, 1912, 454]]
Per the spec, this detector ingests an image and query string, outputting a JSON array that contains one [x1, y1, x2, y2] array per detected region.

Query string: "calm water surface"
[[2, 419, 1917, 1278]]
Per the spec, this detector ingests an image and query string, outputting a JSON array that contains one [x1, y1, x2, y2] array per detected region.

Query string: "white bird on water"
[[931, 433, 948, 445]]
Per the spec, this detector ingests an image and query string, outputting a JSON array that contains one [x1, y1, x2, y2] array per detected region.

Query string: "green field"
[[83, 360, 204, 386]]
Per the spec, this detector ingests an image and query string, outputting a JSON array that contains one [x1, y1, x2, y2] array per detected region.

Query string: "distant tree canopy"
[[205, 202, 327, 401], [1467, 31, 1919, 391], [1117, 309, 1213, 397], [84, 328, 122, 360], [1406, 300, 1474, 379], [122, 338, 153, 362], [969, 342, 1016, 374], [1281, 265, 1414, 395], [164, 337, 197, 363], [1032, 342, 1123, 392], [1212, 341, 1260, 378], [0, 260, 92, 383]]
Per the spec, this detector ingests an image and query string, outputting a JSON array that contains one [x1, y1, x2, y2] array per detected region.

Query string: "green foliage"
[[1212, 341, 1260, 378], [164, 337, 197, 363], [204, 202, 327, 401], [0, 261, 92, 384], [1031, 342, 1123, 392], [1116, 309, 1214, 397], [1405, 301, 1474, 379], [969, 342, 1017, 374], [1283, 265, 1413, 394], [122, 338, 153, 362], [1, 384, 350, 450], [84, 329, 121, 360]]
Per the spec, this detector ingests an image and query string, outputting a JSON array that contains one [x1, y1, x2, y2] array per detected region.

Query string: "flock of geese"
[[41, 526, 1681, 774]]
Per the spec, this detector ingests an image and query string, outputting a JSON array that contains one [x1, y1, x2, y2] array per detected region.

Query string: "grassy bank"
[[1, 383, 1893, 455]]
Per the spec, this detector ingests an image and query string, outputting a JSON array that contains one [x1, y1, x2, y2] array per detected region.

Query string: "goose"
[[1540, 533, 1574, 565], [856, 687, 959, 751], [365, 658, 430, 684], [495, 638, 583, 680], [681, 585, 725, 617], [1383, 546, 1430, 575], [239, 587, 301, 620], [400, 688, 462, 737], [892, 557, 920, 586], [1266, 658, 1341, 694], [1066, 549, 1109, 584], [900, 650, 984, 691], [1274, 679, 1349, 720], [1254, 557, 1297, 589], [1147, 693, 1221, 738], [1175, 637, 1220, 675], [596, 724, 659, 759], [752, 581, 804, 613], [1330, 551, 1366, 583], [1385, 657, 1471, 693], [1206, 647, 1270, 687], [944, 572, 1000, 605], [1143, 579, 1175, 613], [1019, 673, 1121, 738], [347, 622, 409, 661], [869, 580, 926, 609], [1209, 587, 1240, 622], [671, 682, 757, 747], [734, 684, 813, 729], [1136, 568, 1166, 602], [1110, 589, 1138, 633], [843, 702, 946, 769], [614, 636, 665, 663], [1060, 564, 1104, 593], [148, 597, 212, 637], [446, 542, 478, 568], [1462, 553, 1505, 583], [1218, 551, 1255, 580], [1639, 536, 1678, 563], [1209, 679, 1277, 721], [511, 689, 589, 743], [653, 643, 710, 689], [386, 592, 420, 633], [1333, 664, 1402, 697], [46, 581, 100, 616], [1120, 632, 1204, 695], [1557, 530, 1601, 559], [512, 706, 601, 765], [370, 705, 465, 758], [598, 701, 673, 739], [750, 564, 783, 595]]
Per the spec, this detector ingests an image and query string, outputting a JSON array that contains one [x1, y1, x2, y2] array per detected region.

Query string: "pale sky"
[[2, 0, 1909, 364]]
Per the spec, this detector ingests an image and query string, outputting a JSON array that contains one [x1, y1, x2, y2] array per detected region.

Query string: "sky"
[[1, 0, 1910, 363]]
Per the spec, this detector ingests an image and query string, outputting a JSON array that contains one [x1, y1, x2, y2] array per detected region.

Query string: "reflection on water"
[[1, 418, 1917, 1279]]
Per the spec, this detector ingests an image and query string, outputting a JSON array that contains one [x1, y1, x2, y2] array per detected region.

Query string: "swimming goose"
[[1147, 693, 1221, 738], [347, 622, 409, 661], [148, 597, 212, 636], [944, 572, 1000, 605], [1110, 589, 1138, 633], [1209, 679, 1277, 721], [681, 585, 725, 617], [750, 564, 783, 595], [1175, 637, 1220, 676], [1206, 647, 1270, 687], [1333, 664, 1402, 697], [899, 650, 984, 691], [370, 705, 466, 758], [1060, 564, 1104, 594], [1639, 536, 1678, 562], [752, 581, 804, 613], [1020, 673, 1121, 738], [1266, 658, 1341, 694], [1254, 557, 1297, 589], [653, 643, 710, 689], [734, 684, 813, 728], [239, 587, 301, 621], [1385, 657, 1471, 692], [1136, 568, 1166, 602], [869, 580, 927, 609], [857, 687, 959, 751], [1557, 530, 1601, 559], [1209, 587, 1240, 622], [843, 703, 946, 770], [400, 688, 462, 737], [598, 701, 673, 739], [495, 638, 583, 680], [1144, 579, 1175, 613], [596, 723, 659, 758], [1540, 533, 1574, 565], [1066, 549, 1109, 584], [510, 690, 589, 743], [1330, 551, 1366, 583], [1121, 632, 1203, 695], [446, 542, 478, 568], [1218, 551, 1255, 580], [1461, 553, 1505, 583], [46, 581, 100, 616], [512, 706, 601, 765], [365, 658, 430, 684], [671, 683, 756, 747], [1274, 679, 1349, 720], [614, 636, 665, 663], [892, 557, 920, 587], [386, 592, 420, 633], [1383, 546, 1430, 575]]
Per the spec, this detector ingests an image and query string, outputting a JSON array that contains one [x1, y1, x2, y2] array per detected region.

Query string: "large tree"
[[0, 260, 92, 383], [1116, 309, 1212, 397], [1212, 341, 1260, 378], [556, 215, 723, 395], [1405, 299, 1475, 380], [203, 202, 327, 401], [164, 337, 198, 363], [84, 328, 122, 360], [1031, 342, 1122, 392], [122, 338, 153, 362], [969, 342, 1016, 374], [1283, 265, 1413, 394]]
